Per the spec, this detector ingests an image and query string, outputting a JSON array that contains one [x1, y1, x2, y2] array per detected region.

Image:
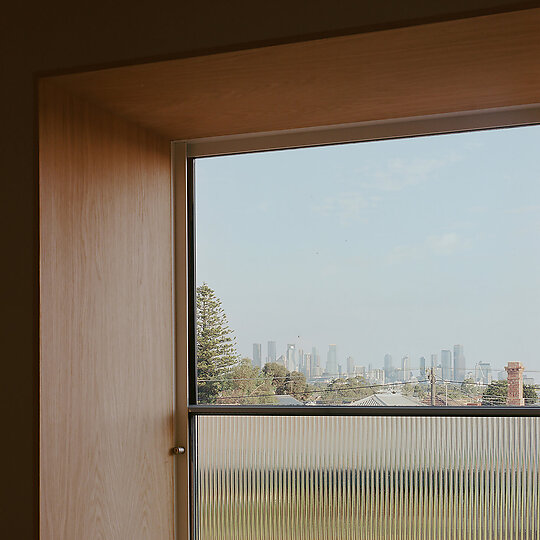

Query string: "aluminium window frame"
[[175, 106, 540, 539]]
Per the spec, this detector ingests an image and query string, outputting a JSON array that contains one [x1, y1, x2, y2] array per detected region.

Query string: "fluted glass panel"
[[195, 415, 540, 539]]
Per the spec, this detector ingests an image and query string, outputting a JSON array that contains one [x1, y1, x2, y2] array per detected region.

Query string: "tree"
[[218, 358, 276, 405], [481, 379, 538, 406], [461, 377, 475, 392], [283, 371, 309, 400], [263, 362, 289, 394], [320, 376, 374, 404], [262, 362, 310, 400], [196, 283, 239, 403]]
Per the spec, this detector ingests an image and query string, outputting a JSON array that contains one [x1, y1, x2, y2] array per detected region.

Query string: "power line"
[[214, 379, 430, 401], [211, 377, 540, 401]]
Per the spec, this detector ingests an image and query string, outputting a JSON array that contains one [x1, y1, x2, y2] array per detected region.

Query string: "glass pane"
[[195, 415, 540, 539], [194, 126, 540, 406]]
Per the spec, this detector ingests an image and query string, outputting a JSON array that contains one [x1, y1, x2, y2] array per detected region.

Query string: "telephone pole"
[[428, 368, 436, 406]]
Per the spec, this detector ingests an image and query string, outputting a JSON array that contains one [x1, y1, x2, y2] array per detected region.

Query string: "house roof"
[[274, 394, 303, 405], [349, 392, 424, 407]]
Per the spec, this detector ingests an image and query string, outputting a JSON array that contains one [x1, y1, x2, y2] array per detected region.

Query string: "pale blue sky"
[[195, 125, 540, 376]]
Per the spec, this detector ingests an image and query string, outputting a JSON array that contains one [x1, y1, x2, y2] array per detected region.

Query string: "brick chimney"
[[505, 362, 525, 406]]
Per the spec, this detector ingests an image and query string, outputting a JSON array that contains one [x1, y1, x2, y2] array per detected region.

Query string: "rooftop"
[[349, 393, 424, 407]]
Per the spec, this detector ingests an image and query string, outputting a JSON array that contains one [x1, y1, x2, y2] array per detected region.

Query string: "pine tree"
[[196, 283, 239, 403]]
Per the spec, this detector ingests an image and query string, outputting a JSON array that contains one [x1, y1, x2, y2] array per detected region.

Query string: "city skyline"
[[195, 125, 540, 374], [245, 339, 535, 384]]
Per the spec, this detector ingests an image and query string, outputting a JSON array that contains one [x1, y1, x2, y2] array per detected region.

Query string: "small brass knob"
[[172, 446, 186, 455]]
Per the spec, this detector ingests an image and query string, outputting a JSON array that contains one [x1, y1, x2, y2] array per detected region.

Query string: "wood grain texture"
[[39, 82, 174, 539], [50, 8, 540, 141]]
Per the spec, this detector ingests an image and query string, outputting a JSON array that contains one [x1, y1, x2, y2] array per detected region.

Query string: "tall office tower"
[[401, 355, 411, 382], [370, 369, 385, 385], [441, 350, 452, 381], [453, 344, 466, 381], [347, 356, 355, 376], [309, 353, 317, 378], [419, 356, 426, 377], [326, 344, 337, 374], [297, 348, 304, 372], [297, 353, 304, 373], [309, 348, 316, 374], [304, 353, 312, 378], [267, 341, 276, 364], [286, 344, 296, 371], [383, 354, 393, 381], [252, 343, 262, 368], [430, 353, 438, 368], [475, 362, 492, 385]]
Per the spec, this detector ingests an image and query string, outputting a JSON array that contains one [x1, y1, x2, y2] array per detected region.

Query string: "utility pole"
[[428, 368, 436, 406]]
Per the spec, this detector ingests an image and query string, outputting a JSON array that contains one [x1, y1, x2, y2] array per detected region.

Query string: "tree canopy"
[[262, 362, 311, 400], [262, 362, 289, 394], [218, 358, 276, 405], [320, 376, 374, 404]]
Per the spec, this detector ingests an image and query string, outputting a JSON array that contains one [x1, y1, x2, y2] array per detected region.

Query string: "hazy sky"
[[195, 125, 540, 377]]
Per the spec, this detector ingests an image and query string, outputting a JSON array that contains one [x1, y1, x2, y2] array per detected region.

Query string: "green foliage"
[[482, 380, 508, 406], [262, 362, 310, 400], [412, 384, 429, 399], [196, 283, 239, 403], [320, 376, 374, 404], [263, 362, 289, 394], [218, 358, 276, 405], [481, 379, 538, 406], [524, 385, 538, 404], [283, 371, 309, 400]]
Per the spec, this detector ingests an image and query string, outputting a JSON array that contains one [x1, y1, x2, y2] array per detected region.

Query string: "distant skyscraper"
[[286, 344, 296, 371], [267, 341, 276, 363], [383, 354, 393, 381], [347, 356, 355, 376], [441, 350, 452, 381], [419, 356, 426, 377], [326, 344, 337, 374], [453, 344, 466, 381], [475, 362, 492, 385], [252, 343, 262, 368], [401, 355, 411, 382], [310, 347, 320, 374], [304, 353, 312, 378], [368, 368, 385, 385], [297, 348, 304, 372], [430, 353, 438, 368]]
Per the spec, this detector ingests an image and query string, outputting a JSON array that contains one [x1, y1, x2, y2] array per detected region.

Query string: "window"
[[192, 124, 540, 409], [184, 120, 540, 539]]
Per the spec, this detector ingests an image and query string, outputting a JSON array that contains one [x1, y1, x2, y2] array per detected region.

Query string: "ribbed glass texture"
[[194, 415, 540, 539]]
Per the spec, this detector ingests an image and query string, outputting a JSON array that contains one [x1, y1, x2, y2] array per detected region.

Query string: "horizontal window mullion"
[[188, 404, 540, 417]]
